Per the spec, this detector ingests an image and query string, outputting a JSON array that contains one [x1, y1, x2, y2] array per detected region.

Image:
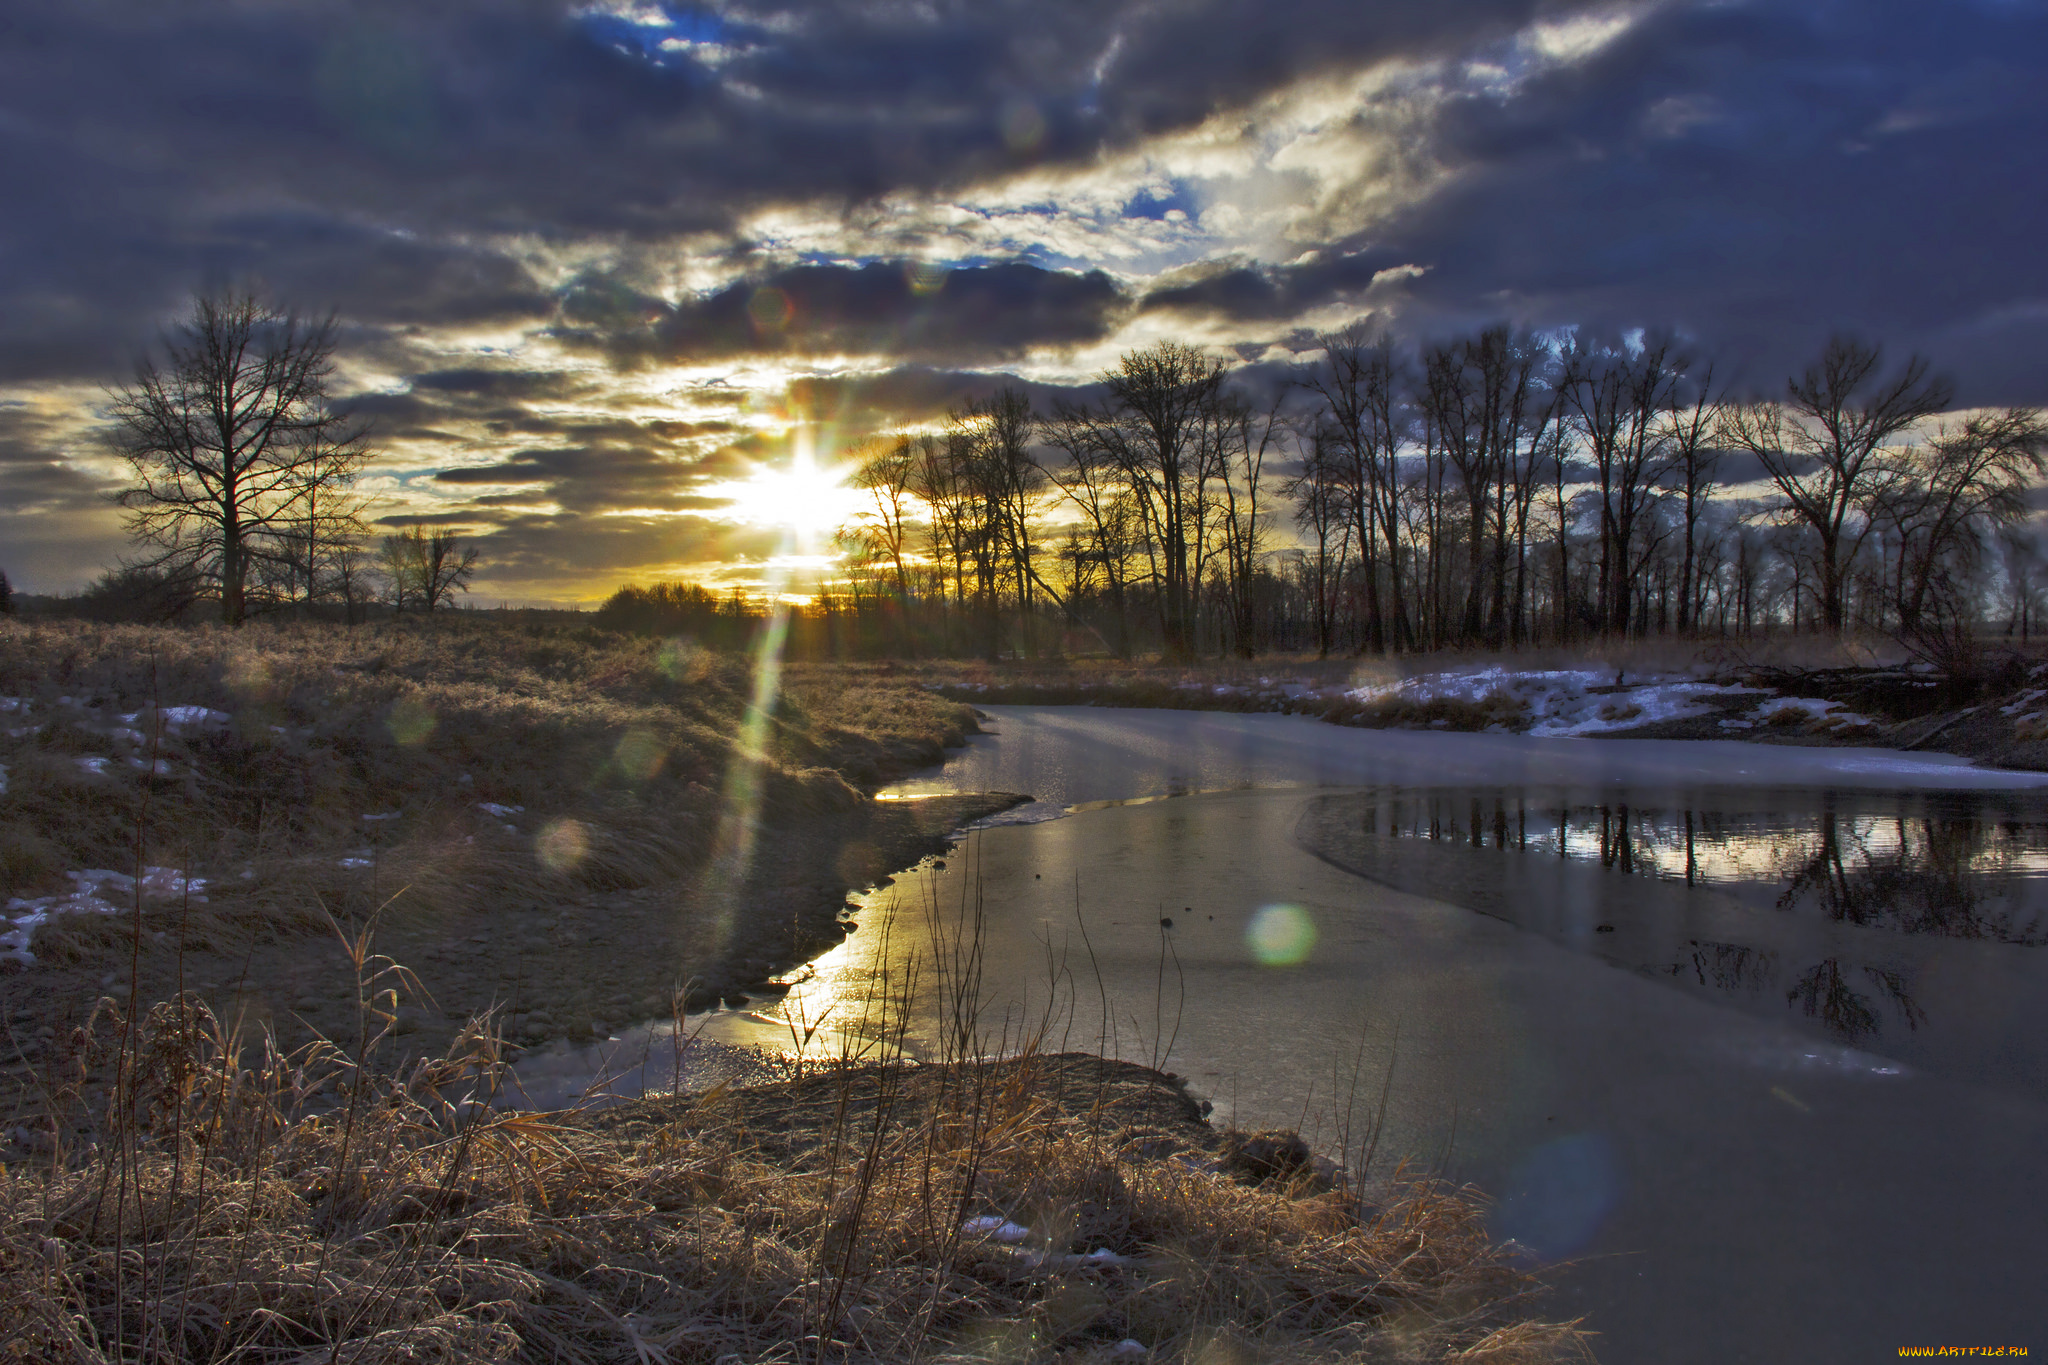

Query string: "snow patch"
[[961, 1216, 1031, 1244], [1747, 695, 1880, 732], [1345, 666, 1755, 737], [2000, 688, 2046, 717], [2, 868, 209, 964], [156, 706, 230, 728], [476, 802, 524, 818]]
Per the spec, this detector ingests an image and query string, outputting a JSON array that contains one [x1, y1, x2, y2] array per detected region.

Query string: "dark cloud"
[[0, 405, 128, 591], [409, 369, 584, 399], [565, 261, 1125, 366], [460, 511, 783, 589], [0, 0, 1585, 380], [431, 463, 553, 486], [424, 438, 734, 516], [1138, 251, 1420, 322], [1324, 3, 2048, 401], [0, 406, 114, 516], [785, 366, 1104, 429]]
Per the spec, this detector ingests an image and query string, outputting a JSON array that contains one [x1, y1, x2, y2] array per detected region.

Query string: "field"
[[0, 616, 1592, 1362], [0, 618, 1014, 1089]]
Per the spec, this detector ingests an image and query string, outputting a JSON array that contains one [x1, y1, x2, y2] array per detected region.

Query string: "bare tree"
[[1308, 326, 1411, 652], [1058, 343, 1230, 659], [849, 436, 917, 606], [383, 525, 478, 612], [1665, 363, 1726, 633], [1041, 409, 1144, 657], [1562, 333, 1681, 637], [329, 535, 375, 626], [1880, 406, 2048, 653], [1723, 336, 1953, 634], [1281, 427, 1352, 657], [110, 289, 374, 625]]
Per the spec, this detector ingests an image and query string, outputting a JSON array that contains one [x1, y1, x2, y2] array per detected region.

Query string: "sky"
[[2, 0, 2045, 604]]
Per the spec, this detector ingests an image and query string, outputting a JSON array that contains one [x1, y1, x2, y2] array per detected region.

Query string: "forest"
[[608, 329, 2048, 667]]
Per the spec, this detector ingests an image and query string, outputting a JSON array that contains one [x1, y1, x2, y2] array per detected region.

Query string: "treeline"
[[785, 329, 2043, 663], [11, 525, 481, 627], [593, 580, 955, 662]]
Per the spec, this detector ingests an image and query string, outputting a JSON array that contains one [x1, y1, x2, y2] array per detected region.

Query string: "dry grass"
[[0, 619, 976, 962], [0, 623, 1590, 1361], [0, 942, 1590, 1365]]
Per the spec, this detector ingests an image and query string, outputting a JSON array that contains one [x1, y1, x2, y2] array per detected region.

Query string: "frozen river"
[[518, 707, 2048, 1362]]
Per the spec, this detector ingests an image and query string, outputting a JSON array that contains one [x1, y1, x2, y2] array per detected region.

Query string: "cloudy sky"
[[2, 0, 2044, 603]]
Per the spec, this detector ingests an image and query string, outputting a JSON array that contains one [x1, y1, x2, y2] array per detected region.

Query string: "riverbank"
[[0, 1038, 1588, 1363], [885, 642, 2048, 771], [0, 619, 1019, 1115]]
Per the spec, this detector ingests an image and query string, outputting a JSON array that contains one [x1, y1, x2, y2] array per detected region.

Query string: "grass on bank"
[[0, 618, 977, 966], [0, 891, 1591, 1365]]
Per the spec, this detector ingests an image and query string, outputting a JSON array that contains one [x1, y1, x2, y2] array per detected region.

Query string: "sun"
[[707, 444, 865, 548]]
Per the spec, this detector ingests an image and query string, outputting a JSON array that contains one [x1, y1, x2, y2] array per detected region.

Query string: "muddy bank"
[[0, 790, 1027, 1118]]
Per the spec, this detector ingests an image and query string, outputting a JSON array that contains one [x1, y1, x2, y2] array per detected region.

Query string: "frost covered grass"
[[0, 912, 1589, 1365], [0, 619, 976, 969]]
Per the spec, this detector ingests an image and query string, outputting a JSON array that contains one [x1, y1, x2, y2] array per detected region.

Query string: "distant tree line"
[[750, 329, 2043, 664]]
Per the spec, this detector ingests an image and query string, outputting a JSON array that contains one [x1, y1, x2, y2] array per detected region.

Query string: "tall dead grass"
[[0, 891, 1591, 1364]]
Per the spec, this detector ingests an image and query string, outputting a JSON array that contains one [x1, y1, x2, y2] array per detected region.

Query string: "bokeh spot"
[[386, 695, 437, 746], [1246, 904, 1318, 966], [656, 637, 702, 680], [748, 285, 793, 334], [1001, 98, 1046, 153], [1494, 1132, 1620, 1260], [614, 727, 668, 783], [537, 818, 590, 873]]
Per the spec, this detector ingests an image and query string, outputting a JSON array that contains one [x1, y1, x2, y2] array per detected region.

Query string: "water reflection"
[[1360, 790, 2048, 941], [1317, 787, 2048, 1053]]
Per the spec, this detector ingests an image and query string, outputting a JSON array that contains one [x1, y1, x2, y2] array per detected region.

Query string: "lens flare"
[[1494, 1132, 1619, 1259], [1246, 904, 1318, 966], [386, 695, 436, 746], [1001, 98, 1046, 153], [906, 260, 948, 296], [226, 655, 275, 698], [748, 285, 793, 334], [537, 818, 590, 873], [656, 637, 701, 680], [614, 727, 667, 783]]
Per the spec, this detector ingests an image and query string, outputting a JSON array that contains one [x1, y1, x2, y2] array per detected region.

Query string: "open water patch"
[[1296, 785, 2048, 1097]]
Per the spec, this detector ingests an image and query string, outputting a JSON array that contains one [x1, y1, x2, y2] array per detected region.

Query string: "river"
[[517, 707, 2048, 1362]]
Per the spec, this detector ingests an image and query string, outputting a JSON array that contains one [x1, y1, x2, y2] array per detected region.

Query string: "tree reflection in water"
[[1783, 958, 1926, 1039], [1777, 801, 2047, 945], [1366, 787, 2048, 1044]]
